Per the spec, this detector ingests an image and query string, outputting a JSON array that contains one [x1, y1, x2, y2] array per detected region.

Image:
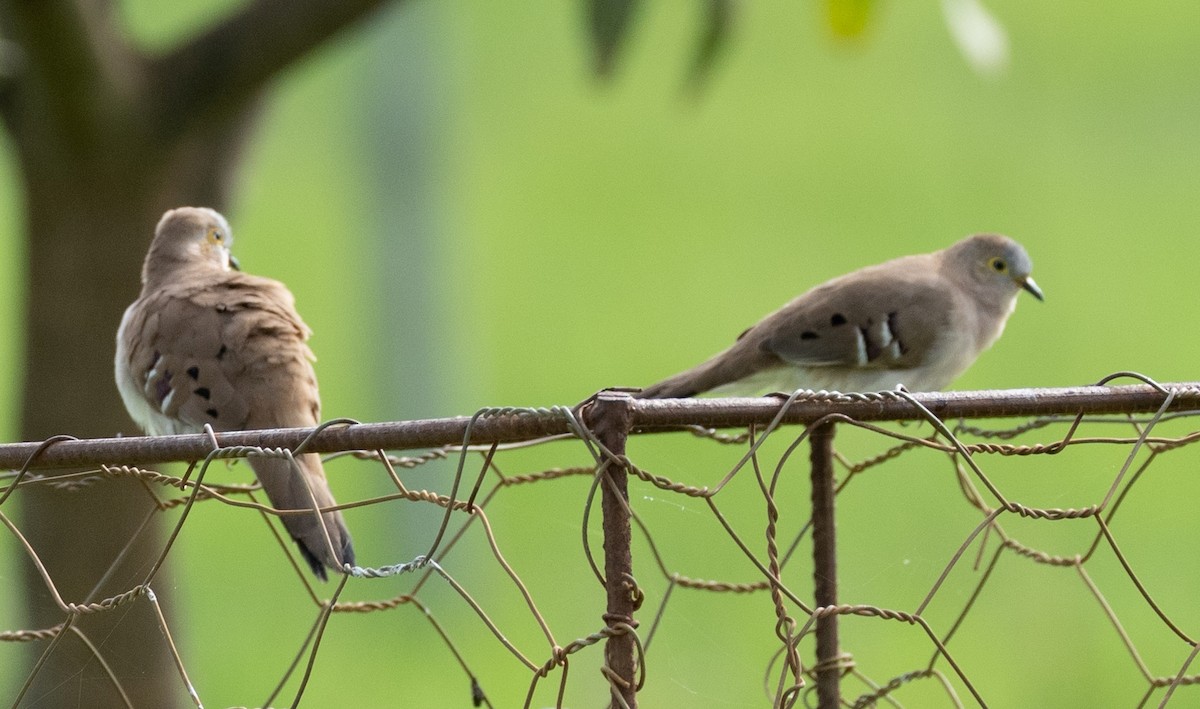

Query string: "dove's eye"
[[988, 257, 1008, 273], [206, 227, 225, 244]]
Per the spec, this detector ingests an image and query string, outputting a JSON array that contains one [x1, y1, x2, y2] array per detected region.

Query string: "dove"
[[115, 207, 354, 579], [638, 233, 1042, 399]]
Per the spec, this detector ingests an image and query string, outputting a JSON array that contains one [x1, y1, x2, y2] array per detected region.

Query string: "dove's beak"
[[1021, 277, 1043, 301], [228, 255, 241, 271]]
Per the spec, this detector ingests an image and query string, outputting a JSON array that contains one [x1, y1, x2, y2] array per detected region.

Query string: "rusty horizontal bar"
[[1, 382, 1197, 471], [629, 382, 1200, 429]]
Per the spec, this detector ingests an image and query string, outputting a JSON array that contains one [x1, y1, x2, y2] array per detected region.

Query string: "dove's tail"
[[636, 362, 723, 399], [249, 453, 355, 581], [637, 350, 752, 399], [636, 332, 788, 399]]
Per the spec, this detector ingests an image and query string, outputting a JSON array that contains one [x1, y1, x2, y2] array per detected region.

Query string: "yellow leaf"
[[827, 0, 873, 38]]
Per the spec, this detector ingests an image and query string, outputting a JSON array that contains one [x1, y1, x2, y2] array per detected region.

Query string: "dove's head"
[[945, 233, 1043, 305], [143, 207, 239, 286]]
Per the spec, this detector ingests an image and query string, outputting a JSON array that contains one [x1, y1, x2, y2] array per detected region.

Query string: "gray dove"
[[115, 207, 354, 579], [638, 233, 1042, 398]]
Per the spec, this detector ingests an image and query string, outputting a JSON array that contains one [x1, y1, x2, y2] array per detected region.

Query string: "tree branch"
[[0, 0, 133, 142], [146, 0, 397, 143]]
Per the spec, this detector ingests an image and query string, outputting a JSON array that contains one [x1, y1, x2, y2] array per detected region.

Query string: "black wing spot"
[[887, 312, 908, 354], [830, 313, 847, 326], [736, 326, 752, 341], [186, 366, 200, 380], [194, 387, 211, 400], [205, 408, 219, 419], [216, 344, 228, 360], [800, 331, 819, 340]]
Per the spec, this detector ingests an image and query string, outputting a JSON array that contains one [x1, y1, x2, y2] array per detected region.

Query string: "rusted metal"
[[810, 421, 840, 708], [1, 383, 1195, 470], [588, 392, 639, 708]]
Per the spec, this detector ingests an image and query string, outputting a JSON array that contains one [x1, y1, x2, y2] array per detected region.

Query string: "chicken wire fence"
[[3, 374, 1200, 707]]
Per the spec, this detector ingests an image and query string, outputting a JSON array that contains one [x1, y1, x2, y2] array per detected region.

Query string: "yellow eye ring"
[[988, 257, 1008, 273], [206, 226, 224, 244]]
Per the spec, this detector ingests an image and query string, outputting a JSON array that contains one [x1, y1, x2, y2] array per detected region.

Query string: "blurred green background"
[[4, 0, 1200, 706]]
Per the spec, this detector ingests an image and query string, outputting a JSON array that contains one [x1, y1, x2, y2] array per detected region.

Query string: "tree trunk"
[[0, 0, 394, 703], [13, 102, 258, 707]]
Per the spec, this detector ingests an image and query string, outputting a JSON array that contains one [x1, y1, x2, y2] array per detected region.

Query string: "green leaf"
[[685, 0, 735, 92], [588, 0, 640, 77]]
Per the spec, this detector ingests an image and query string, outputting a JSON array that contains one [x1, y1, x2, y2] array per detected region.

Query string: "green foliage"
[[588, 0, 640, 76], [588, 0, 734, 88], [687, 0, 735, 92]]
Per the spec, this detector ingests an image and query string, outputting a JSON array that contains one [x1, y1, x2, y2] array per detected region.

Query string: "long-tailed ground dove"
[[115, 207, 354, 580], [638, 233, 1043, 398]]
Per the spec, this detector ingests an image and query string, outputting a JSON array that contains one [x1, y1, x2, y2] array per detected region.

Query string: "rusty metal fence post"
[[589, 392, 639, 708], [809, 420, 840, 708]]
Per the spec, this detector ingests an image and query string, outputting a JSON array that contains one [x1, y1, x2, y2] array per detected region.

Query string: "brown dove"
[[638, 233, 1043, 398], [115, 207, 354, 580]]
